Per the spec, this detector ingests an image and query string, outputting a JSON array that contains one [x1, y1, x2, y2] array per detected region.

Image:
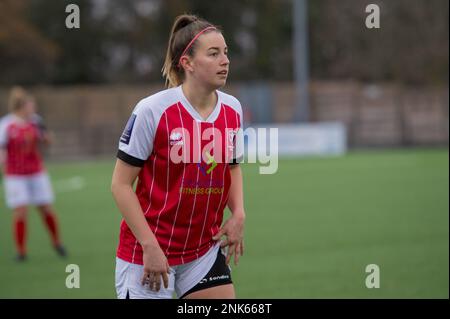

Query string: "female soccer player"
[[112, 14, 246, 299], [0, 87, 66, 261]]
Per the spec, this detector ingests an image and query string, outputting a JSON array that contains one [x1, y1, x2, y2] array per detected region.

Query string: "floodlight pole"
[[293, 0, 310, 122]]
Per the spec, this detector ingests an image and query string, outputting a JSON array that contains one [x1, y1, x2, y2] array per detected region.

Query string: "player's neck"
[[181, 81, 217, 112], [12, 111, 29, 122]]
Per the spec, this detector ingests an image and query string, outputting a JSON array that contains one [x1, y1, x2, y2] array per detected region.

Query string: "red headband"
[[178, 26, 216, 68]]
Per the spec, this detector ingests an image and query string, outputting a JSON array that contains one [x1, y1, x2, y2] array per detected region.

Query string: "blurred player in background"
[[112, 14, 245, 299], [0, 86, 66, 261]]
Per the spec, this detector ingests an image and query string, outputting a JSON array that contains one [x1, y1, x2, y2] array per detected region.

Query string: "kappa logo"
[[169, 132, 183, 146]]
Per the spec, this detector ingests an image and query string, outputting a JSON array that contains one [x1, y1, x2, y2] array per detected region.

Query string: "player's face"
[[190, 31, 230, 89], [22, 99, 36, 119]]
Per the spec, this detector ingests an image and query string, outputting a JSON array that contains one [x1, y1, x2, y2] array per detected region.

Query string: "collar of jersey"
[[10, 114, 27, 125], [176, 85, 222, 123]]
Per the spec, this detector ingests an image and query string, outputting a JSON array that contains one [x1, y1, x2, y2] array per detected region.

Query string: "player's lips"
[[217, 70, 228, 76]]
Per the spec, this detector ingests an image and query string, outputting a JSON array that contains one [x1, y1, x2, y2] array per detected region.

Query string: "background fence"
[[1, 82, 447, 160]]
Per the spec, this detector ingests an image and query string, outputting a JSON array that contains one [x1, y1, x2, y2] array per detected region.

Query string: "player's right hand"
[[141, 245, 170, 292]]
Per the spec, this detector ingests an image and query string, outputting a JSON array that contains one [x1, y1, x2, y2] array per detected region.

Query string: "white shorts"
[[115, 242, 223, 299], [3, 172, 54, 209]]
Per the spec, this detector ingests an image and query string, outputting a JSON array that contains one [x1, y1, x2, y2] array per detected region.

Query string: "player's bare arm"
[[0, 148, 5, 170], [213, 164, 245, 265], [111, 159, 170, 292], [40, 131, 54, 146]]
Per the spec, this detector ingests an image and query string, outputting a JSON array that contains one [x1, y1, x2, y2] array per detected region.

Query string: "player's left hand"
[[212, 212, 245, 266], [41, 131, 54, 145]]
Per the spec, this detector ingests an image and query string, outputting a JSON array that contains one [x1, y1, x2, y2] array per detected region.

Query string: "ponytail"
[[162, 14, 220, 88]]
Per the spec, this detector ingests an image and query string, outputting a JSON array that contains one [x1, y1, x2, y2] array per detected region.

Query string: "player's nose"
[[220, 54, 230, 66]]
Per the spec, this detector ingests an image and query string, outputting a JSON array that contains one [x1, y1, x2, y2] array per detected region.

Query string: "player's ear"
[[181, 56, 194, 73]]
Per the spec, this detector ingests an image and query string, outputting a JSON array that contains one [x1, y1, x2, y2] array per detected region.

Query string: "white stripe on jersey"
[[143, 154, 158, 216], [196, 120, 215, 254], [131, 149, 158, 264], [210, 104, 228, 240], [181, 119, 201, 263], [166, 103, 187, 256], [222, 107, 240, 206], [131, 134, 159, 263], [154, 112, 171, 237]]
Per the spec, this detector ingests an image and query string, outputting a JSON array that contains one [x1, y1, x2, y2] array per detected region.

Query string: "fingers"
[[224, 240, 244, 266], [212, 228, 225, 241], [154, 272, 161, 291], [142, 271, 168, 292], [166, 262, 171, 276], [148, 272, 157, 291], [141, 272, 150, 286], [234, 243, 241, 266], [220, 238, 229, 248], [226, 244, 235, 265], [162, 271, 169, 289]]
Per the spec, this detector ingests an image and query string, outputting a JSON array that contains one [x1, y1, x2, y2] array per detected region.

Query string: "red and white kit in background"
[[0, 114, 54, 208]]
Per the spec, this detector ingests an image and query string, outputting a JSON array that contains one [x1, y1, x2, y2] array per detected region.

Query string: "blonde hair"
[[161, 14, 221, 88], [8, 86, 31, 113]]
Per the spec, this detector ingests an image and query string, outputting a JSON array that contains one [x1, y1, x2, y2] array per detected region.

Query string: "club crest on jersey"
[[227, 129, 238, 152], [169, 132, 183, 146]]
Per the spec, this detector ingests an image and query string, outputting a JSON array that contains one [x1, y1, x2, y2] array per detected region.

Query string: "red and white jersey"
[[116, 85, 244, 266], [0, 114, 45, 175]]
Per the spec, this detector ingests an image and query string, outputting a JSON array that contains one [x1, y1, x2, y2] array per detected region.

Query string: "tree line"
[[0, 0, 447, 85]]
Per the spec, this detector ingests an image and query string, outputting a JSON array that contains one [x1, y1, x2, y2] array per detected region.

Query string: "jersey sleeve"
[[117, 101, 156, 167], [30, 113, 48, 140], [0, 117, 9, 149], [31, 113, 47, 130]]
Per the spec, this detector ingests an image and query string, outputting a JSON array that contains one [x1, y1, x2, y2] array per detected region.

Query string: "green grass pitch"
[[0, 148, 448, 298]]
